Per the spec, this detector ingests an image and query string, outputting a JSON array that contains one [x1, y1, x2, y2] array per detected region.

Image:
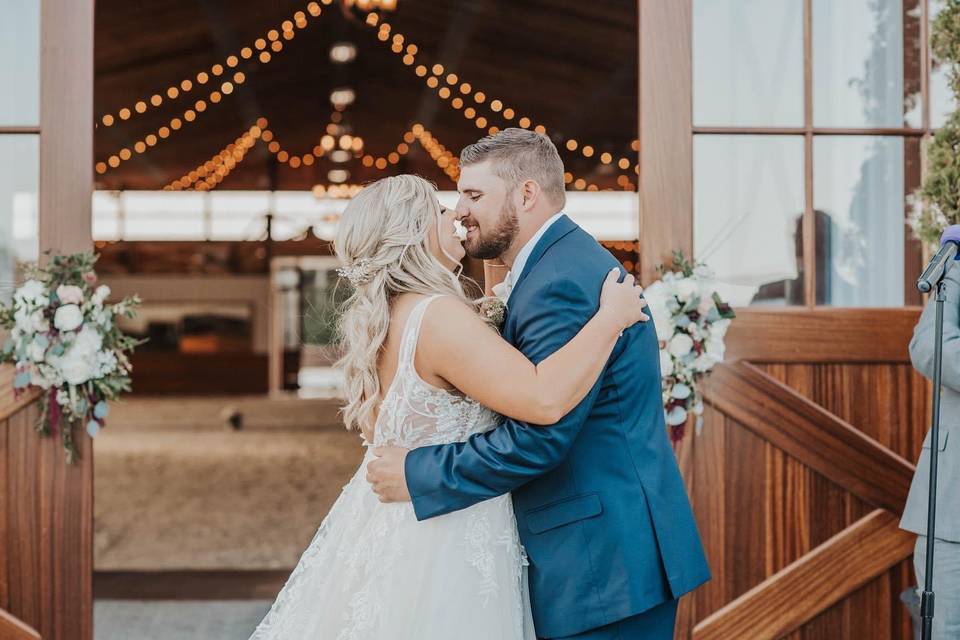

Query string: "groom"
[[368, 128, 709, 639]]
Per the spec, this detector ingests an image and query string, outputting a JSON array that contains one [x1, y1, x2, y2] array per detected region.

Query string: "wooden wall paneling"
[[6, 408, 39, 631]]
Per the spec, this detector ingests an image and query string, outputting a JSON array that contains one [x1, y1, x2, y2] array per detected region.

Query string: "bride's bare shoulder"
[[419, 295, 487, 339]]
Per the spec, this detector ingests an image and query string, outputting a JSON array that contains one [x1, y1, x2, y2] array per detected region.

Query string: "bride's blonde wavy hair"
[[334, 175, 470, 433]]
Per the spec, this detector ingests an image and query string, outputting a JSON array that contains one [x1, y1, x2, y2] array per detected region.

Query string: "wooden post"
[[638, 0, 693, 284], [39, 0, 93, 258], [0, 1, 97, 639]]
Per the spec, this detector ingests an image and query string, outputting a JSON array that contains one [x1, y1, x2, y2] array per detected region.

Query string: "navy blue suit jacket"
[[405, 215, 710, 638]]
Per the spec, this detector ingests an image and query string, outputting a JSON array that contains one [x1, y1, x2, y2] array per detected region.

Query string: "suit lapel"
[[510, 214, 577, 296]]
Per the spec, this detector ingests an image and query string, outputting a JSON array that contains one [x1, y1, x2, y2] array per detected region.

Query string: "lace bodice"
[[372, 295, 500, 449]]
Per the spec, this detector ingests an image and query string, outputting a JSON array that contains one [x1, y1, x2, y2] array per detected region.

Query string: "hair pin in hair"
[[337, 258, 376, 287]]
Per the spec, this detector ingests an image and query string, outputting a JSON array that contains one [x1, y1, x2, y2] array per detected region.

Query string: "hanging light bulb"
[[330, 87, 356, 108], [330, 42, 357, 63]]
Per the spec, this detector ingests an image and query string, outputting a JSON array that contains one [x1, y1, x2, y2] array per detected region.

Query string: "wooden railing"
[[0, 364, 92, 640], [0, 608, 41, 640], [674, 309, 925, 639]]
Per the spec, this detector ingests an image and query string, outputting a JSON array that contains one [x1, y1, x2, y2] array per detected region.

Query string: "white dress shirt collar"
[[505, 212, 565, 297]]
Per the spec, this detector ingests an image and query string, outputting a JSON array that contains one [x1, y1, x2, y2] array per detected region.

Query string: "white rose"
[[13, 306, 30, 329], [92, 285, 111, 304], [666, 405, 688, 426], [54, 304, 83, 332], [15, 280, 48, 308], [642, 282, 677, 342], [697, 295, 714, 317], [668, 333, 694, 358], [705, 336, 725, 361], [653, 308, 675, 342], [50, 324, 103, 385], [57, 350, 94, 385], [693, 354, 714, 372], [710, 318, 731, 339], [27, 341, 46, 362], [659, 349, 674, 377], [73, 324, 103, 353], [29, 310, 49, 333], [671, 382, 692, 399], [675, 277, 698, 302]]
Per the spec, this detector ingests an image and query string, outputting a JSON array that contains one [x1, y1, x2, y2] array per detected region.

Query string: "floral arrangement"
[[643, 251, 735, 444], [477, 295, 507, 332], [0, 251, 142, 462]]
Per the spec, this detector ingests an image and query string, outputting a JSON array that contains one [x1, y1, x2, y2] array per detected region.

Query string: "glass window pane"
[[0, 135, 39, 304], [813, 136, 905, 306], [694, 135, 805, 307], [120, 192, 206, 240], [209, 192, 270, 240], [693, 0, 803, 127], [0, 2, 40, 126], [813, 0, 921, 128], [931, 0, 958, 128]]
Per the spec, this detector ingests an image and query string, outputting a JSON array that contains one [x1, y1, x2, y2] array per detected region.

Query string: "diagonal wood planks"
[[702, 361, 915, 513], [692, 509, 915, 640], [0, 607, 41, 640]]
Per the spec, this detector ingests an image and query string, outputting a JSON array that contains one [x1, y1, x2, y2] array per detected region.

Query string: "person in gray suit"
[[903, 264, 960, 640]]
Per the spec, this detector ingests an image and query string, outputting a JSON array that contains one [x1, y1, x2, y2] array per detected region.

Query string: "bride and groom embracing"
[[249, 128, 710, 639]]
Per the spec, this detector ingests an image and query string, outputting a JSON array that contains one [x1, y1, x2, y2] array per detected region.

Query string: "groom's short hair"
[[460, 128, 566, 208]]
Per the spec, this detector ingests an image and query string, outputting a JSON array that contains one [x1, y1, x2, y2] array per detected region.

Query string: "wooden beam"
[[39, 0, 93, 256], [702, 361, 915, 512], [94, 570, 290, 600], [0, 608, 41, 640], [693, 509, 915, 640], [638, 0, 692, 283], [724, 308, 920, 363]]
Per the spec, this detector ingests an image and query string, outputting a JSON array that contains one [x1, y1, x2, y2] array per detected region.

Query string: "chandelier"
[[343, 0, 397, 10]]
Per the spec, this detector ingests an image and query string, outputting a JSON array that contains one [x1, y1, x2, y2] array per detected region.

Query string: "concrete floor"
[[94, 600, 273, 640], [94, 396, 364, 571]]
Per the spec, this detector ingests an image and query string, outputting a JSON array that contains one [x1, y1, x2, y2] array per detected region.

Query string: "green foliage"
[[913, 0, 960, 246]]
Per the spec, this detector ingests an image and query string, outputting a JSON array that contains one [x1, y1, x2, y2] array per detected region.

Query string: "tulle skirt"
[[249, 449, 536, 639]]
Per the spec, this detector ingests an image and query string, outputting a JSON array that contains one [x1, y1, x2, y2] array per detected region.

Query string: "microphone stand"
[[920, 277, 948, 640]]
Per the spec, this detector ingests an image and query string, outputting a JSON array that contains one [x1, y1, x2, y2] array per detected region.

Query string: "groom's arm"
[[404, 274, 610, 521]]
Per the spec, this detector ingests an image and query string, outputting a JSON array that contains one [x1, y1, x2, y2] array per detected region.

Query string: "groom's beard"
[[465, 200, 519, 260]]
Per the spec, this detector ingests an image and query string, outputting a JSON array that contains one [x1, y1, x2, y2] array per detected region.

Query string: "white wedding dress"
[[249, 295, 536, 639]]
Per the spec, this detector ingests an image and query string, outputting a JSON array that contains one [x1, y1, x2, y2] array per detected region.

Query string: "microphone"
[[917, 225, 960, 293]]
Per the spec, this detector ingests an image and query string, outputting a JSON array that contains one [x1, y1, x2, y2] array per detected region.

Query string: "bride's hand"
[[599, 268, 649, 331]]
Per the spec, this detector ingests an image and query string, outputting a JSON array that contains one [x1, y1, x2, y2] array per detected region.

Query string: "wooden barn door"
[[683, 311, 925, 639], [0, 0, 95, 638], [638, 2, 929, 637]]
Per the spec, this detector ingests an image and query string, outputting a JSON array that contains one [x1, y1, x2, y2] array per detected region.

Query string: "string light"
[[98, 2, 326, 127], [312, 183, 365, 199], [97, 82, 231, 173], [165, 123, 262, 191], [363, 17, 637, 172]]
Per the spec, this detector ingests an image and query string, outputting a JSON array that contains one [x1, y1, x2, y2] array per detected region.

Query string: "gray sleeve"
[[910, 264, 960, 391]]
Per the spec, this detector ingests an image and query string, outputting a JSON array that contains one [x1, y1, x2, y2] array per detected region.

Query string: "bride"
[[248, 175, 647, 639]]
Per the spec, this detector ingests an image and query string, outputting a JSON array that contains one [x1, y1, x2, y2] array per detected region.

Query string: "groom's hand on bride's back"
[[367, 446, 412, 502]]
